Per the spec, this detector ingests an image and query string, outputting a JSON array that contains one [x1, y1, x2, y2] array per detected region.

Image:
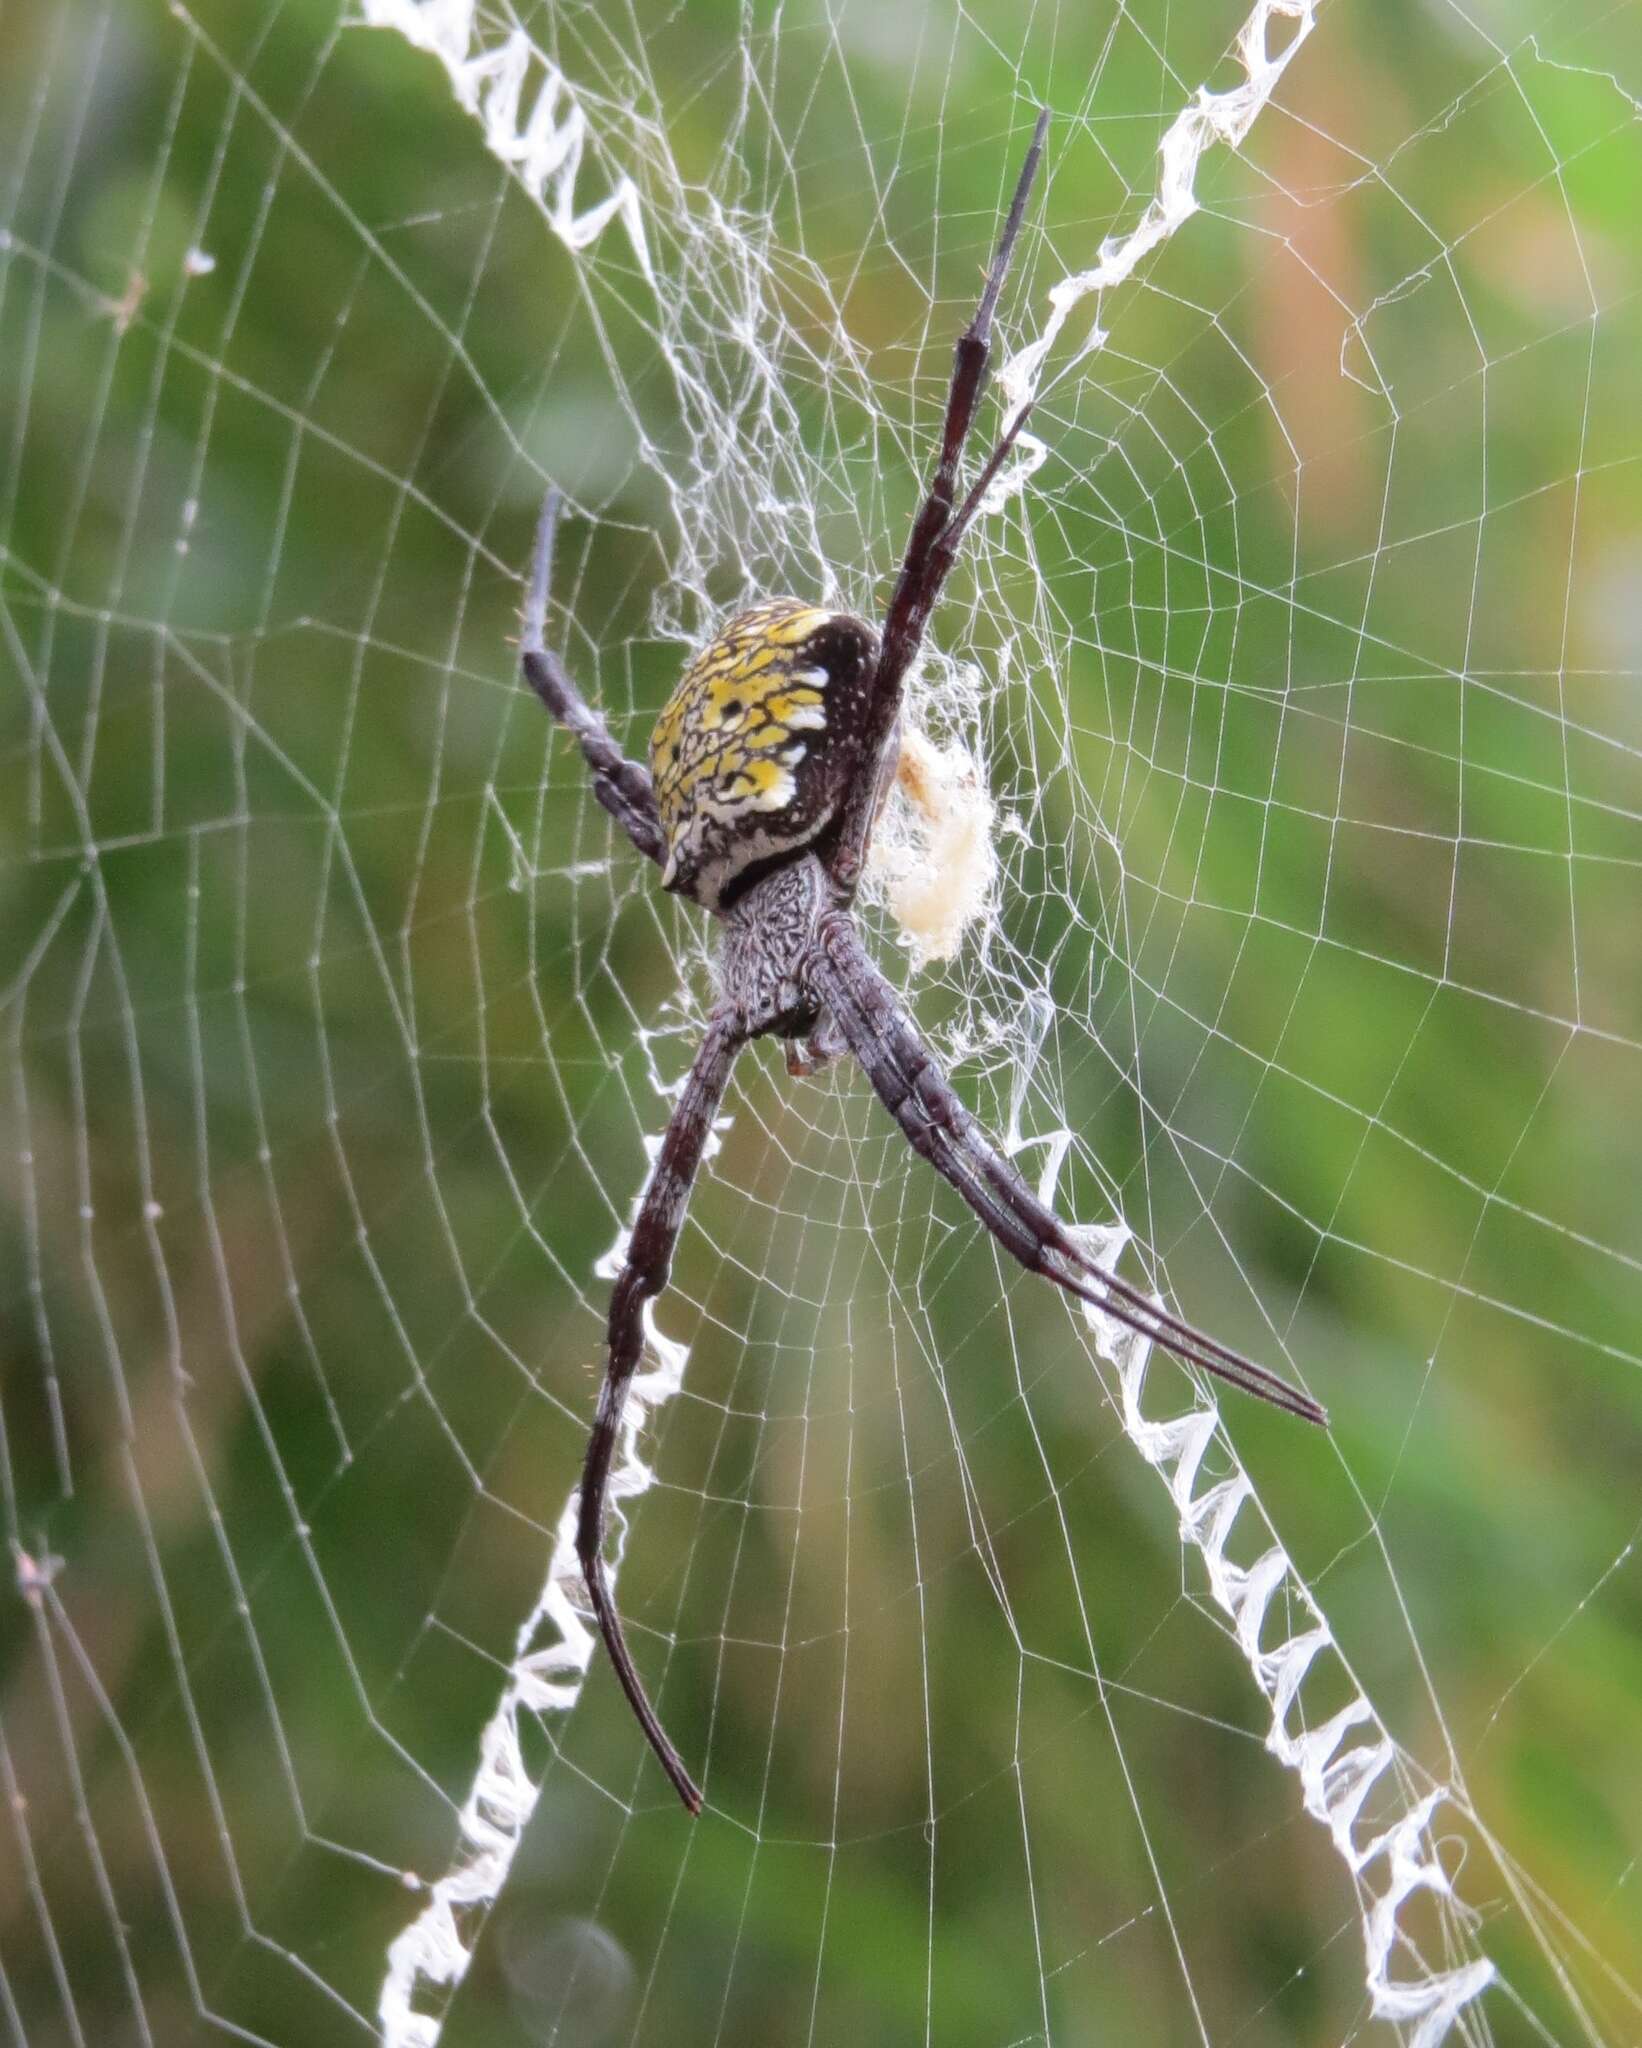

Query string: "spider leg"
[[811, 917, 1327, 1427], [577, 1012, 744, 1814], [830, 108, 1049, 891], [521, 488, 667, 866]]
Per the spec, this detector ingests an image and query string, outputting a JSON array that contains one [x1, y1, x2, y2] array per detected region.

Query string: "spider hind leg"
[[520, 488, 667, 866], [828, 109, 1050, 893]]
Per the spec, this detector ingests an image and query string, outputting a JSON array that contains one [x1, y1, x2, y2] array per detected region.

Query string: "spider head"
[[650, 599, 879, 910]]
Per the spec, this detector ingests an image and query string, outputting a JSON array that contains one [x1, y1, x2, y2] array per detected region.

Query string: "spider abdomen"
[[649, 599, 878, 909]]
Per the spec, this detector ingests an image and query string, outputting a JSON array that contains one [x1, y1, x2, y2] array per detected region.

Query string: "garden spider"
[[521, 110, 1326, 1814]]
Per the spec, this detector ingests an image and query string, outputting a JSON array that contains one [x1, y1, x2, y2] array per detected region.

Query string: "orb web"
[[2, 2, 1639, 2044]]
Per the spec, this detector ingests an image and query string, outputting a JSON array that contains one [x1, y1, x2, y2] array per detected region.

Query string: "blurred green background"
[[2, 0, 1641, 2043]]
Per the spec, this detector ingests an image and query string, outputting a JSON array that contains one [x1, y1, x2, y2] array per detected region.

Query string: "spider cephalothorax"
[[649, 599, 879, 908], [520, 109, 1326, 1817]]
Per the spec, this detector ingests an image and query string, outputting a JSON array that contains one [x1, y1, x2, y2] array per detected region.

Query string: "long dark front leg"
[[577, 1013, 744, 1813], [829, 108, 1049, 894], [521, 488, 666, 866], [811, 918, 1326, 1426]]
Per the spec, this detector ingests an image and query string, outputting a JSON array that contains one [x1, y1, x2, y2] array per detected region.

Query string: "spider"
[[520, 110, 1326, 1815]]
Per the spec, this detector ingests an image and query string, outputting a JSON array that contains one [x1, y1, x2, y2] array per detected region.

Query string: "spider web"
[[2, 1, 1640, 2043]]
